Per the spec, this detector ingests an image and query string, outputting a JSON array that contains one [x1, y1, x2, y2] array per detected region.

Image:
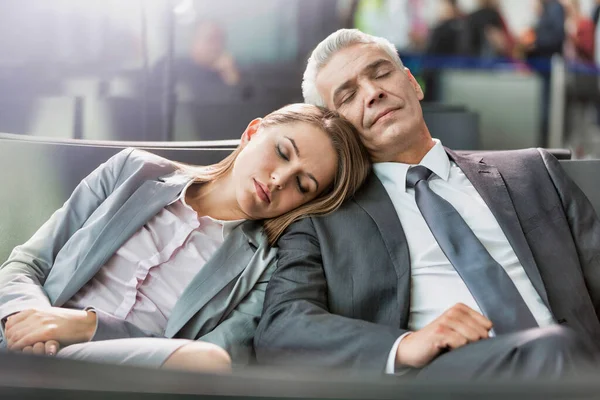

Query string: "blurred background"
[[1, 0, 600, 157]]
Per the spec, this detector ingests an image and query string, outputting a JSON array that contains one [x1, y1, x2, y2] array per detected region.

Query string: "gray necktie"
[[406, 165, 538, 334]]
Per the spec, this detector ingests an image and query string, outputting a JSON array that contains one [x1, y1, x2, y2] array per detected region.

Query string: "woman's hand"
[[5, 308, 97, 351], [22, 340, 60, 356]]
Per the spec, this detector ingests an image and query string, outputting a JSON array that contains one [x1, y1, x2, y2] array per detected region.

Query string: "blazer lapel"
[[54, 173, 190, 305], [448, 149, 550, 308], [354, 172, 412, 326], [164, 222, 258, 338]]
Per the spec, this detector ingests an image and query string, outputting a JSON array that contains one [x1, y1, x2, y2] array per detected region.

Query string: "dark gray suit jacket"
[[254, 148, 600, 372]]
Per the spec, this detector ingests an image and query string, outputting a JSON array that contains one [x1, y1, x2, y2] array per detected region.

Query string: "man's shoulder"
[[308, 171, 386, 222], [453, 148, 542, 162], [451, 148, 551, 170]]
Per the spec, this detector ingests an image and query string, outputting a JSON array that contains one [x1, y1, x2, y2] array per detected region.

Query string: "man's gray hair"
[[302, 29, 404, 106]]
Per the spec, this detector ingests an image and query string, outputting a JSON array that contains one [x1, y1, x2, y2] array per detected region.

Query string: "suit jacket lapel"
[[54, 173, 191, 305], [354, 172, 411, 327], [164, 221, 261, 338], [448, 149, 551, 308]]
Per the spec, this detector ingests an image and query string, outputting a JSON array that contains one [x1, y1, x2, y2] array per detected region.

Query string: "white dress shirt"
[[66, 181, 244, 336], [373, 140, 555, 373]]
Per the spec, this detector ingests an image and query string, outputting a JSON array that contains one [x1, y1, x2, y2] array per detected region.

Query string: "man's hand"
[[5, 308, 97, 351], [396, 303, 492, 368], [22, 340, 61, 356]]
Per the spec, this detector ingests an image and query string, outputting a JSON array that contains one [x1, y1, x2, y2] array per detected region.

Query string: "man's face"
[[315, 44, 425, 162]]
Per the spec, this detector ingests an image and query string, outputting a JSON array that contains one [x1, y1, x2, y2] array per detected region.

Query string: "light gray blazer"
[[0, 148, 277, 363]]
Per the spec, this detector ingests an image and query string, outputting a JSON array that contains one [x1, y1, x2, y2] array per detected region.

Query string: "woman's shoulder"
[[110, 148, 182, 185]]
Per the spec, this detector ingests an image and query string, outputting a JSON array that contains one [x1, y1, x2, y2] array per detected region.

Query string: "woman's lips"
[[254, 179, 271, 204]]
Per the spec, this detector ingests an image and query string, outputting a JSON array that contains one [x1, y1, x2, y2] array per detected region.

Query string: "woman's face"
[[232, 120, 338, 220]]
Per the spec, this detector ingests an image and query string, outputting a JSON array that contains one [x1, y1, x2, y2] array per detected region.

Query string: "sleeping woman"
[[0, 104, 370, 373]]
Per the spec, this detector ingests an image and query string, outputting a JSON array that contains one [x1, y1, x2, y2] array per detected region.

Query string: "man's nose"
[[366, 86, 386, 107]]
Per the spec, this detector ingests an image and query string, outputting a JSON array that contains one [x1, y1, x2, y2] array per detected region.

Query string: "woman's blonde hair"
[[186, 103, 370, 245]]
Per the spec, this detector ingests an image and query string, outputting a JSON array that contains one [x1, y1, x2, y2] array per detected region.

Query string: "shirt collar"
[[168, 178, 195, 206], [372, 139, 450, 192], [173, 180, 245, 240]]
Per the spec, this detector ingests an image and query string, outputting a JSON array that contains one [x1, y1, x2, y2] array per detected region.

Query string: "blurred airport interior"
[[1, 0, 600, 157]]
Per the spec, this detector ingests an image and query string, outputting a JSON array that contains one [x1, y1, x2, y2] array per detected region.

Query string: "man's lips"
[[254, 179, 271, 204], [369, 107, 399, 127]]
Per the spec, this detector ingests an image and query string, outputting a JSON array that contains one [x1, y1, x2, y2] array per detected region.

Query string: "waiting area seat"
[[0, 337, 599, 399], [422, 109, 479, 150], [0, 132, 590, 265]]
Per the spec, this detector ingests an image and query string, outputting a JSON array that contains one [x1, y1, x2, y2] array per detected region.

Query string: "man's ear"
[[405, 68, 424, 101], [241, 118, 262, 145]]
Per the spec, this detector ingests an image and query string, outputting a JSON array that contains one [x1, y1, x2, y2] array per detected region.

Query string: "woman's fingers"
[[32, 342, 46, 355], [45, 340, 60, 356]]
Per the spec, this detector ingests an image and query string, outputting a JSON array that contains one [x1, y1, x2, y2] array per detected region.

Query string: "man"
[[254, 29, 600, 379]]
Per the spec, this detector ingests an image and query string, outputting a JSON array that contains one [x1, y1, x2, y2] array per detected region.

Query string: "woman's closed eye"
[[276, 143, 310, 194], [296, 177, 309, 194], [276, 143, 289, 161]]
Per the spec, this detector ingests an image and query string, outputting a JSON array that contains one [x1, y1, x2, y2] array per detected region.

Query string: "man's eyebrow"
[[285, 136, 319, 191], [364, 59, 394, 74], [332, 59, 394, 106]]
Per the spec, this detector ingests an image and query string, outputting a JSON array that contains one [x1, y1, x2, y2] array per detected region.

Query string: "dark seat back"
[[558, 160, 600, 216], [422, 110, 480, 150]]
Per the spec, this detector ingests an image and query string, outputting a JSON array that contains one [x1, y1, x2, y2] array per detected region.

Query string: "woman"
[[0, 104, 370, 373]]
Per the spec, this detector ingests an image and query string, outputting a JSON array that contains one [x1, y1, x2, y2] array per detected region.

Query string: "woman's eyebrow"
[[285, 136, 300, 157]]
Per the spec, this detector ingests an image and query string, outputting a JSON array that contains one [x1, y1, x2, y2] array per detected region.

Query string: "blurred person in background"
[[0, 104, 370, 372], [592, 0, 600, 26], [298, 0, 353, 62], [152, 20, 240, 101], [422, 0, 466, 102], [517, 0, 566, 146], [424, 0, 465, 58], [563, 0, 595, 64], [464, 0, 514, 59], [562, 0, 596, 155], [519, 0, 565, 59]]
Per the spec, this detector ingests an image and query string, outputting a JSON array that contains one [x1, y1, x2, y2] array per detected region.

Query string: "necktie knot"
[[406, 165, 432, 189]]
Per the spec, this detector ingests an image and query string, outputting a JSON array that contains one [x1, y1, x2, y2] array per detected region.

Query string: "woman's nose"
[[271, 173, 284, 190], [271, 169, 294, 190]]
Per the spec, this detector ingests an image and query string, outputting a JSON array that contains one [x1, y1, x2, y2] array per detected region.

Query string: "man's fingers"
[[445, 317, 488, 342], [45, 340, 60, 356], [32, 342, 46, 355], [447, 304, 493, 332], [464, 309, 493, 331], [445, 312, 491, 340], [438, 330, 469, 350]]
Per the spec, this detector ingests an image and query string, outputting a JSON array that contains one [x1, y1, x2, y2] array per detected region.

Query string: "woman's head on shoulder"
[[194, 103, 370, 244]]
